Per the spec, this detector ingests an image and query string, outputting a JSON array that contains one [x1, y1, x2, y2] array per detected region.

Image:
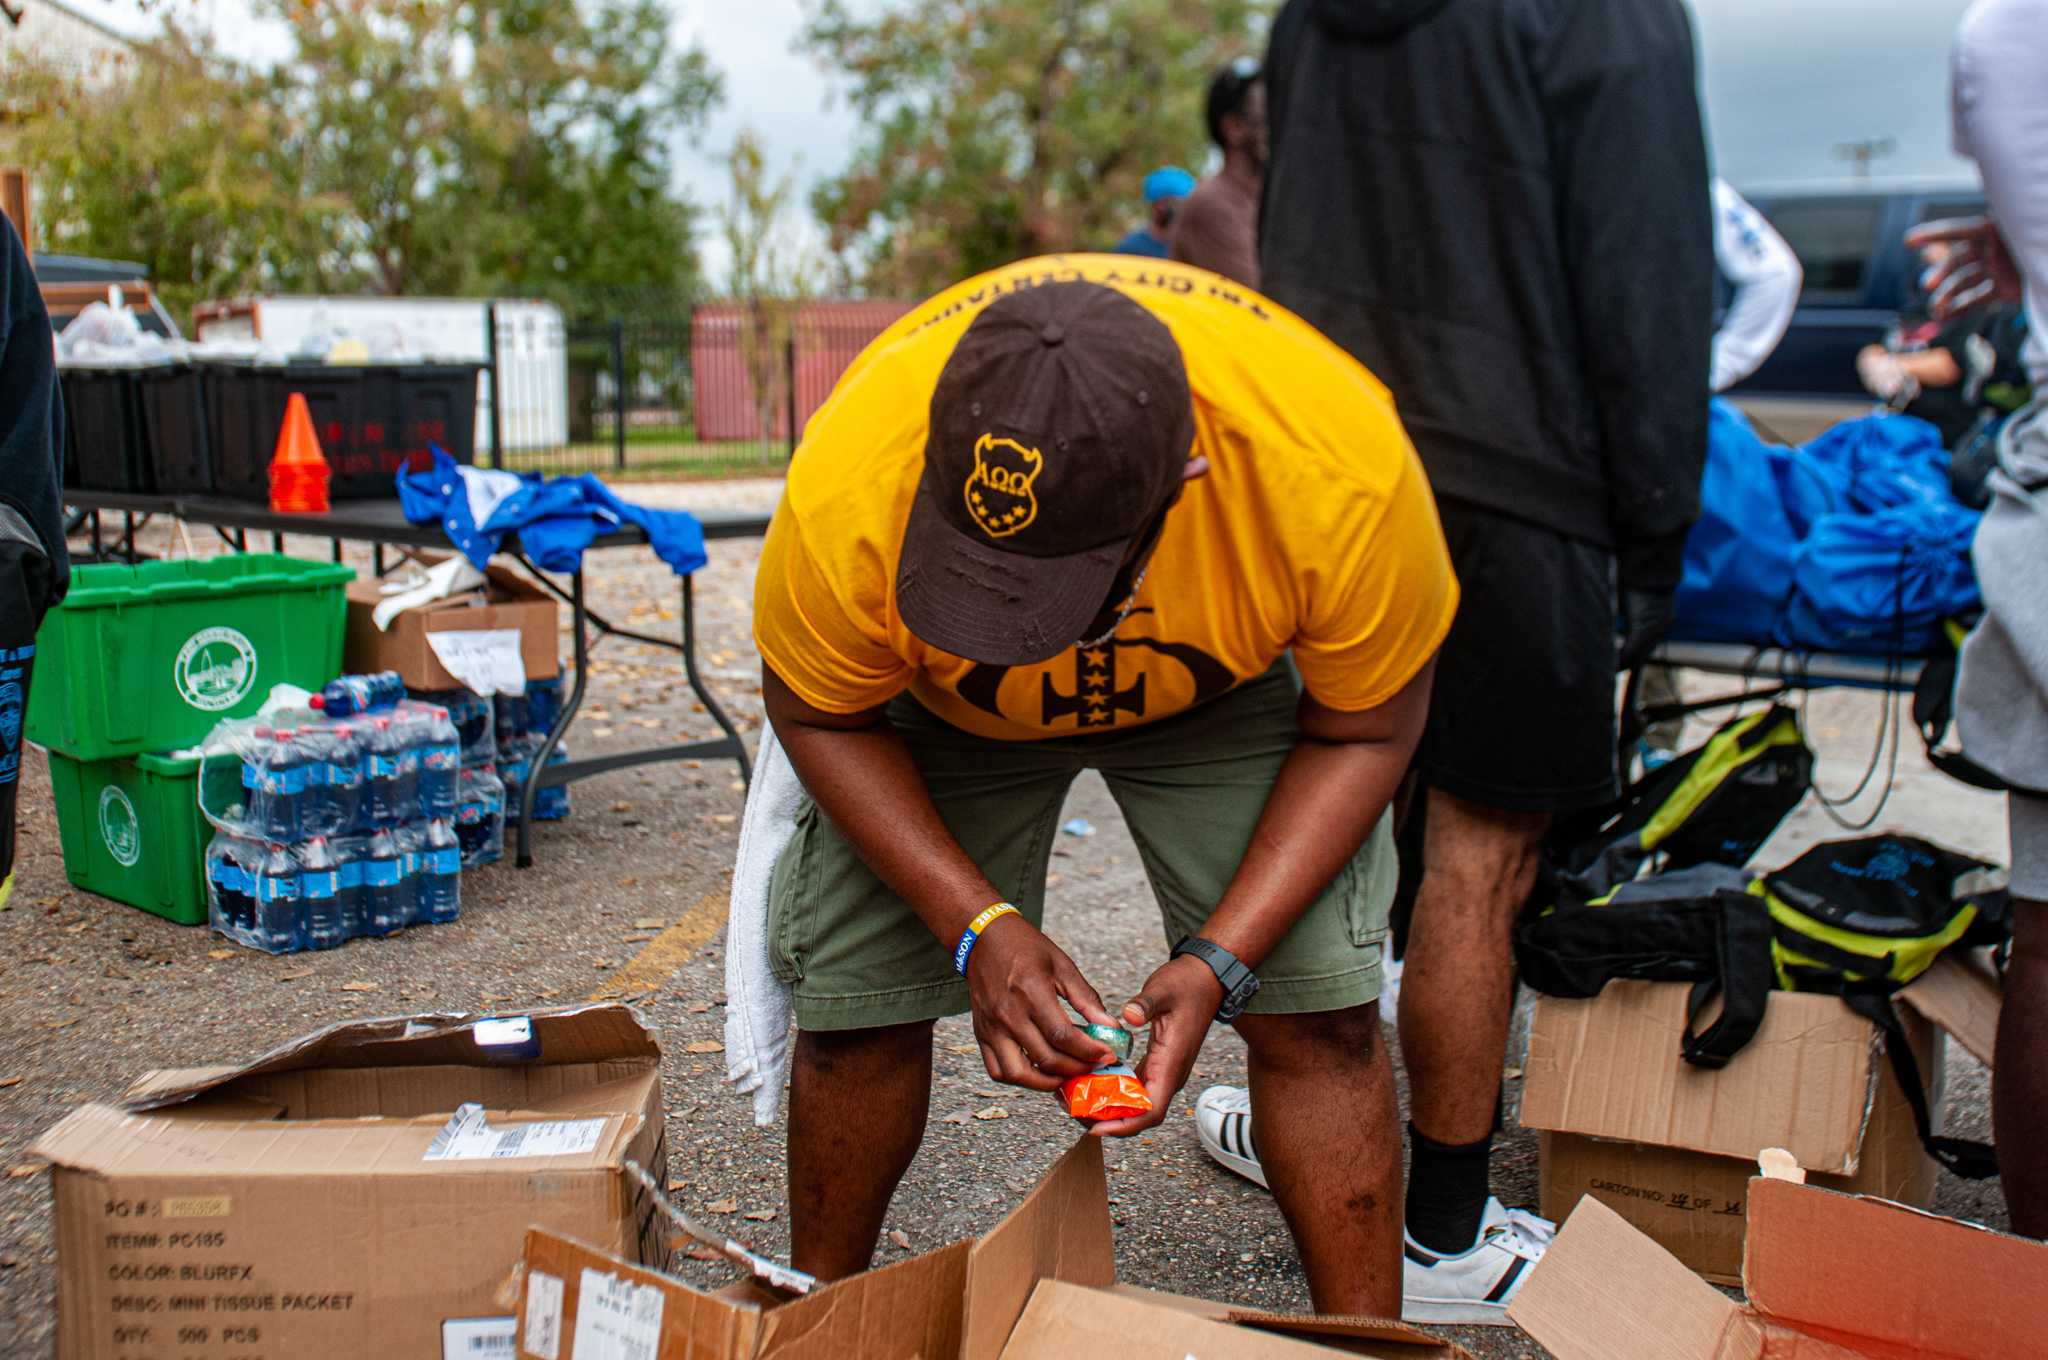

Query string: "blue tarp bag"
[[1674, 404, 1980, 655], [1674, 401, 1845, 643]]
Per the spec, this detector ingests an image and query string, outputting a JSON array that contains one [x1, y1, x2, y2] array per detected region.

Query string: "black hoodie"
[[1261, 0, 1712, 587], [0, 216, 68, 614]]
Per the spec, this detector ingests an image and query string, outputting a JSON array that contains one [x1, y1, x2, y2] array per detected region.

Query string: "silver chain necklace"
[[1075, 561, 1150, 649]]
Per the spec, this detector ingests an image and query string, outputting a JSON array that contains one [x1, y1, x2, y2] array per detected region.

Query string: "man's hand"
[[1907, 218, 2023, 320], [966, 916, 1117, 1092], [1617, 586, 1676, 671], [1088, 955, 1226, 1138]]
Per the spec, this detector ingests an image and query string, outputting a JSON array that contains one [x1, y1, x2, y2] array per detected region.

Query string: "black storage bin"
[[138, 364, 214, 493], [206, 362, 483, 501], [57, 366, 156, 493]]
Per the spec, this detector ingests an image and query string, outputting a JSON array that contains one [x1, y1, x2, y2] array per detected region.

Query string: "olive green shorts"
[[767, 664, 1395, 1031]]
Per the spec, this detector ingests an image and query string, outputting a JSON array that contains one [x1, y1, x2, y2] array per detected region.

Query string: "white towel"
[[723, 719, 804, 1126]]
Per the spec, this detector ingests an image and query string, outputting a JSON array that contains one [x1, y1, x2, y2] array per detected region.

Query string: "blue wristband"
[[952, 902, 1020, 978]]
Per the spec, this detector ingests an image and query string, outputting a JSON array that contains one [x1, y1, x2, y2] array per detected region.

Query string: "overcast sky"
[[66, 0, 1985, 281]]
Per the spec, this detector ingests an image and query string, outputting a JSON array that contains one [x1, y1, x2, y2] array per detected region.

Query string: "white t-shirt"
[[1709, 178, 1802, 393]]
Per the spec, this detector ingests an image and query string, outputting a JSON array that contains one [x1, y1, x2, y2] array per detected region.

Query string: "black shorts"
[[1417, 500, 1620, 814]]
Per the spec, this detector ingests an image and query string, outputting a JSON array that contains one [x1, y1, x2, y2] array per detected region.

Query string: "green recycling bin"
[[27, 554, 354, 760], [46, 750, 212, 925]]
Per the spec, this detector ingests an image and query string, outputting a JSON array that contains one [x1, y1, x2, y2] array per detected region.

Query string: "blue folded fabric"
[[398, 448, 707, 578]]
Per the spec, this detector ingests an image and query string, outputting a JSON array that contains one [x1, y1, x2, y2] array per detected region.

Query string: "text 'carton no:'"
[[31, 1004, 669, 1360], [1509, 1170, 2048, 1360], [513, 1136, 1471, 1360]]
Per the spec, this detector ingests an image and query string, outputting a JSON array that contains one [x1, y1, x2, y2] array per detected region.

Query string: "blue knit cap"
[[1143, 167, 1196, 203]]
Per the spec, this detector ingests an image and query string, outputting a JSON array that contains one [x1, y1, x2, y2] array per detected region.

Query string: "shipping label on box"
[[33, 1005, 666, 1360]]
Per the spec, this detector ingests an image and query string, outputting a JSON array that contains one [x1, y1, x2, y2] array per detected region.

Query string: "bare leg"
[[1236, 1003, 1402, 1315], [1997, 902, 2048, 1238], [1398, 790, 1548, 1146], [787, 1020, 934, 1279]]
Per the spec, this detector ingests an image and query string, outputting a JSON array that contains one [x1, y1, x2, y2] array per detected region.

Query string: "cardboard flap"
[[1228, 1309, 1465, 1356], [754, 1239, 972, 1360], [1521, 984, 1878, 1174], [1744, 1177, 2048, 1359], [961, 1137, 1116, 1360], [120, 1005, 656, 1112], [1004, 1281, 1446, 1359], [517, 1229, 764, 1358], [1507, 1198, 1760, 1360], [1898, 950, 2001, 1068]]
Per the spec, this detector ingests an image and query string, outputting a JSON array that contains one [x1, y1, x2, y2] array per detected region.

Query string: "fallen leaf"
[[208, 949, 235, 961], [610, 801, 631, 813], [592, 726, 616, 738], [684, 1040, 724, 1055], [710, 814, 736, 825], [687, 1002, 712, 1014], [939, 1112, 971, 1125], [888, 1229, 911, 1250], [706, 1198, 739, 1215], [618, 877, 640, 889], [973, 1106, 1009, 1121], [0, 1077, 21, 1089], [971, 1089, 1002, 1099], [667, 1179, 686, 1192], [684, 1243, 723, 1262], [536, 986, 560, 998], [6, 1164, 42, 1179], [42, 1018, 76, 1030], [280, 968, 314, 982], [339, 981, 379, 993], [623, 932, 659, 944], [944, 1044, 978, 1055], [593, 960, 614, 970], [742, 1209, 776, 1222], [66, 921, 88, 933], [481, 993, 515, 1003], [632, 918, 665, 930]]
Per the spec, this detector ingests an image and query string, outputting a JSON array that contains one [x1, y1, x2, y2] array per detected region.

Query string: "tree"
[[802, 0, 1272, 296], [9, 0, 721, 317], [717, 127, 826, 441]]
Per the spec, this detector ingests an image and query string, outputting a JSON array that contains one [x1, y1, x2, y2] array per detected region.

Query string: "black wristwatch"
[[1171, 937, 1260, 1023]]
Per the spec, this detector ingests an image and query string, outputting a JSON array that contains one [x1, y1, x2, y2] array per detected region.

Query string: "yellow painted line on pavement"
[[588, 888, 729, 1001]]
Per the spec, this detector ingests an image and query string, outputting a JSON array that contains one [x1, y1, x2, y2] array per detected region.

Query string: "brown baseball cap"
[[895, 282, 1196, 666]]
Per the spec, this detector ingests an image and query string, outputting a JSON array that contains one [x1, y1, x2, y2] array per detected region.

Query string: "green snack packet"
[[1081, 1022, 1133, 1063]]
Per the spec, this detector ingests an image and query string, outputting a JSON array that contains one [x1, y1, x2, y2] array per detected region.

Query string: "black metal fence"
[[482, 298, 909, 480]]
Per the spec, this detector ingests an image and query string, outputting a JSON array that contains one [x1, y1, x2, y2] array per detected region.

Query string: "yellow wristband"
[[953, 902, 1020, 976]]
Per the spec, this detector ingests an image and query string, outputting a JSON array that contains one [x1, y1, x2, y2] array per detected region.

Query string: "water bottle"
[[318, 670, 404, 719], [361, 827, 412, 936], [418, 818, 462, 924], [363, 716, 408, 824], [206, 834, 255, 941], [299, 836, 347, 950], [526, 676, 562, 735], [259, 728, 306, 843], [456, 764, 506, 869], [417, 705, 461, 818], [334, 835, 366, 939], [253, 842, 302, 953], [492, 690, 530, 748], [534, 741, 571, 821], [322, 721, 364, 833], [499, 735, 533, 825]]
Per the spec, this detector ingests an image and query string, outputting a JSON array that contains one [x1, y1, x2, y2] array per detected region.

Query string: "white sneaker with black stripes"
[[1195, 1085, 1267, 1188], [1402, 1198, 1551, 1326]]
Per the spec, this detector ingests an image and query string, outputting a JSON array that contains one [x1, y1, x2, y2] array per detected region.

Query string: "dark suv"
[[1732, 184, 1987, 399]]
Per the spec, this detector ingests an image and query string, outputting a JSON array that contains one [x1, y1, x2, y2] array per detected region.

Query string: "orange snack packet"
[[1061, 1064, 1153, 1122]]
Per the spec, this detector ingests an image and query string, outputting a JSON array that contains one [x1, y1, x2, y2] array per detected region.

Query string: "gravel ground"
[[0, 478, 2009, 1358]]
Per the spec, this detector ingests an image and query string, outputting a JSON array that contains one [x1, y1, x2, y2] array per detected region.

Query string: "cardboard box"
[[1510, 1168, 2048, 1358], [512, 1137, 1469, 1360], [1521, 960, 2000, 1284], [345, 561, 559, 690], [33, 1005, 668, 1360]]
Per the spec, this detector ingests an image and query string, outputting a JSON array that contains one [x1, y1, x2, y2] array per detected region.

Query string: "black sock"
[[1405, 1121, 1493, 1254]]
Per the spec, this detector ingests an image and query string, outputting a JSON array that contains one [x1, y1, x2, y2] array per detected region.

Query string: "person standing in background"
[[1205, 0, 1712, 1325], [1921, 0, 2048, 1241], [1169, 58, 1265, 288], [0, 214, 71, 910], [1709, 178, 1802, 395], [1113, 167, 1197, 259]]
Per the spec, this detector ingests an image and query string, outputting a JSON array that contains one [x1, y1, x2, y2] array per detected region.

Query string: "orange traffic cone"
[[269, 392, 331, 513]]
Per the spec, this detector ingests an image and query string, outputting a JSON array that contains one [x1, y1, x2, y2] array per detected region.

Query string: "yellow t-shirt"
[[755, 254, 1457, 742]]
